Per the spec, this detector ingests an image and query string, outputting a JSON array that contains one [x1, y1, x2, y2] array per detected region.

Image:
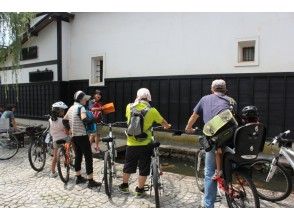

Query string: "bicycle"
[[27, 115, 53, 172], [57, 139, 75, 183], [147, 125, 165, 208], [184, 123, 263, 208], [99, 121, 127, 198], [0, 118, 20, 160], [250, 130, 293, 202]]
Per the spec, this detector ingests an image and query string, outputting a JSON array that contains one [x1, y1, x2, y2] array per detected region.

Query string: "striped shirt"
[[64, 102, 87, 137]]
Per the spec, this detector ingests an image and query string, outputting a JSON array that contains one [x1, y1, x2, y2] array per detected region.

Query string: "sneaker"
[[50, 172, 58, 178], [76, 175, 87, 184], [87, 179, 102, 188], [118, 183, 130, 194], [135, 186, 146, 198], [212, 170, 223, 181]]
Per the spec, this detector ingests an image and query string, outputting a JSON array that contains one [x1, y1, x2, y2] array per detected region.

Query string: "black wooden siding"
[[1, 72, 294, 138]]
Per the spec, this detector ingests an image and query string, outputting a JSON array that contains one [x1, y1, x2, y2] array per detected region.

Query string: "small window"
[[242, 47, 255, 62], [90, 56, 104, 86], [20, 46, 38, 61], [235, 37, 259, 67]]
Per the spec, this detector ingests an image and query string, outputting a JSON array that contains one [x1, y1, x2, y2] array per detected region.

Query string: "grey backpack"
[[126, 103, 151, 140]]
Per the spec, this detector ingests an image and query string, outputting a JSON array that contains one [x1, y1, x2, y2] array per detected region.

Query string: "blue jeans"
[[204, 149, 217, 208]]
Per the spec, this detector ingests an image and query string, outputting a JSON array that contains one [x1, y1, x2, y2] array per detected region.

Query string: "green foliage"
[[0, 12, 36, 101]]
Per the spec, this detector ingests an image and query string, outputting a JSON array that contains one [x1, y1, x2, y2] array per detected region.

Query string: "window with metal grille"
[[242, 46, 255, 62], [20, 46, 38, 60], [90, 56, 104, 86]]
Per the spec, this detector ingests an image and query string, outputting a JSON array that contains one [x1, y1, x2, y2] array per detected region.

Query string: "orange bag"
[[102, 102, 115, 114]]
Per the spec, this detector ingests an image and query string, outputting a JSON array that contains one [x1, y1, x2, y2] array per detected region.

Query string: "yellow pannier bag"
[[203, 109, 238, 148]]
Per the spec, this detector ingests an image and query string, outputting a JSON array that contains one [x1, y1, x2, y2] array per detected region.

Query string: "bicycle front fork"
[[266, 157, 278, 182]]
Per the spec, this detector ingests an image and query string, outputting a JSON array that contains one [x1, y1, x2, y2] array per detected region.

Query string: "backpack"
[[77, 106, 97, 134], [126, 102, 151, 140]]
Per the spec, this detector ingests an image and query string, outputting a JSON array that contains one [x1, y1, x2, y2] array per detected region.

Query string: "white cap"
[[211, 79, 226, 90], [74, 90, 91, 102], [136, 88, 152, 102]]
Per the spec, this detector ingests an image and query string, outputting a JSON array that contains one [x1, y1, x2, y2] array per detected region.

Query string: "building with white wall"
[[1, 12, 294, 136]]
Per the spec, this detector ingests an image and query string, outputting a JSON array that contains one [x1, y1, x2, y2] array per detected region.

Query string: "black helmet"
[[241, 105, 259, 119]]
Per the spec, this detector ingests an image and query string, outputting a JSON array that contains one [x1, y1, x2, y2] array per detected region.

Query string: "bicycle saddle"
[[101, 136, 115, 142], [56, 139, 66, 145]]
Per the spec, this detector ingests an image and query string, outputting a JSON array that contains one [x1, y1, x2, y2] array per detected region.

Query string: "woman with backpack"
[[63, 90, 101, 188], [119, 88, 171, 197]]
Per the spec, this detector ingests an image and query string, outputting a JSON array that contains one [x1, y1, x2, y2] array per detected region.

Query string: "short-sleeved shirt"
[[64, 102, 87, 137], [90, 101, 103, 120], [193, 93, 236, 124], [1, 111, 15, 127], [126, 101, 164, 146]]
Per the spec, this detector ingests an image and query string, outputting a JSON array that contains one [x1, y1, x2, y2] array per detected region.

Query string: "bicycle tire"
[[152, 160, 160, 208], [195, 149, 205, 193], [225, 170, 260, 208], [104, 150, 113, 197], [0, 133, 19, 160], [28, 139, 46, 172], [57, 146, 70, 183], [250, 159, 292, 202]]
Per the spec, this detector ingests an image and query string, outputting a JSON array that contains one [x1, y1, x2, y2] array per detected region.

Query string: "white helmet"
[[52, 101, 68, 109]]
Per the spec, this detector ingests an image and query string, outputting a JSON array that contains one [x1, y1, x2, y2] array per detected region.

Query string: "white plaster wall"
[[0, 21, 57, 84], [21, 21, 57, 65], [0, 65, 58, 84], [69, 12, 294, 81], [62, 21, 71, 81]]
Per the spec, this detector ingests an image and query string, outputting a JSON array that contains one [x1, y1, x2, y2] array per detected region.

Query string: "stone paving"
[[1, 146, 294, 208]]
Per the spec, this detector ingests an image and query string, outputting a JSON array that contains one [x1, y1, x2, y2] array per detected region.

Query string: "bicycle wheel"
[[195, 149, 205, 193], [250, 159, 292, 202], [0, 133, 19, 160], [152, 160, 160, 208], [57, 146, 70, 183], [104, 150, 113, 197], [28, 139, 46, 172], [225, 170, 260, 208]]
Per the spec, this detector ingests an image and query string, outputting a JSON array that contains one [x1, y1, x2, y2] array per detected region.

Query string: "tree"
[[0, 12, 36, 100]]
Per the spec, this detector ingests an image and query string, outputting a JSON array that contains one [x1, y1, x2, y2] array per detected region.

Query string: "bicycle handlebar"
[[99, 121, 127, 127], [271, 130, 291, 145]]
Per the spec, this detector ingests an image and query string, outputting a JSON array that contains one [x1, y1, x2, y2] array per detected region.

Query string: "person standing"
[[63, 91, 101, 188], [49, 101, 69, 178], [119, 88, 171, 197], [185, 79, 236, 208]]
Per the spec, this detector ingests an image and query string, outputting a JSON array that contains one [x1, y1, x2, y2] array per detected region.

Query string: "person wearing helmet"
[[241, 105, 259, 124], [63, 91, 101, 188], [49, 101, 69, 178]]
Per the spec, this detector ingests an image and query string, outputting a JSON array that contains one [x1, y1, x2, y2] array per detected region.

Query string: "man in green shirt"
[[119, 88, 171, 196]]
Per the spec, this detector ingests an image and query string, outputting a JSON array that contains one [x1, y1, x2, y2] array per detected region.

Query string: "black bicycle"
[[27, 116, 53, 172], [99, 121, 127, 198], [0, 127, 20, 160]]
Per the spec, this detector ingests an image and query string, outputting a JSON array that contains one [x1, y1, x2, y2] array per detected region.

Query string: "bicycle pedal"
[[143, 184, 150, 191]]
